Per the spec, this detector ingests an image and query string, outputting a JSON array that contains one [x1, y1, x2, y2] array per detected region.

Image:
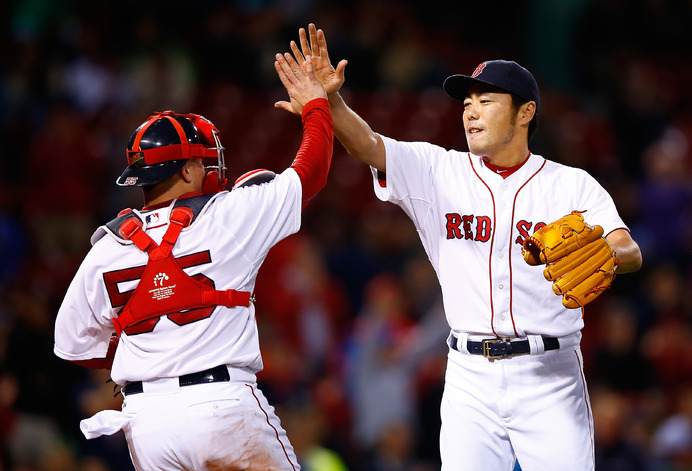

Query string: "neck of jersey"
[[142, 191, 203, 212], [482, 153, 531, 179]]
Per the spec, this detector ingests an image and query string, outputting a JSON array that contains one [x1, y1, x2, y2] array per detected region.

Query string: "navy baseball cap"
[[443, 60, 540, 112]]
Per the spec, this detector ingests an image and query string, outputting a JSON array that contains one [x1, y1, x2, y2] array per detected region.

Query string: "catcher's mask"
[[117, 110, 226, 188]]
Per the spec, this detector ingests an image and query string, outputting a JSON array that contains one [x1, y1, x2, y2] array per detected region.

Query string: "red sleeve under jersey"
[[290, 98, 334, 207]]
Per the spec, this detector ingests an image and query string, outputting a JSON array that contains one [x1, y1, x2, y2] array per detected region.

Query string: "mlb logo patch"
[[146, 212, 160, 225]]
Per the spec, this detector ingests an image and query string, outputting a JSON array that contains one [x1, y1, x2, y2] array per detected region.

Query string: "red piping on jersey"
[[508, 156, 545, 335], [575, 351, 596, 463], [468, 153, 498, 337], [246, 384, 297, 470]]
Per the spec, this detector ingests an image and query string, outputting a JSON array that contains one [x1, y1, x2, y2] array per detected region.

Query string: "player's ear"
[[519, 101, 536, 124], [179, 160, 196, 184]]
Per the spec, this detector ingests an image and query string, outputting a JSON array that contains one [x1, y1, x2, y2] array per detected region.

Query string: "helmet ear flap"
[[187, 113, 227, 193], [202, 170, 228, 194]]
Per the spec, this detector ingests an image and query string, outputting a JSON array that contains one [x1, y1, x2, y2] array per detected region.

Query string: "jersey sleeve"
[[217, 168, 303, 265], [370, 135, 442, 231], [54, 247, 115, 362], [572, 168, 628, 236], [290, 98, 334, 206]]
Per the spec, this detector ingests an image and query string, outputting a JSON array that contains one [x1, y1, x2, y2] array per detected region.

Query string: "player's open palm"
[[274, 53, 327, 116], [290, 23, 347, 96]]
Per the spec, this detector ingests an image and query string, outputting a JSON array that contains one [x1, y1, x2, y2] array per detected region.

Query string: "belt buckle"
[[482, 338, 511, 359]]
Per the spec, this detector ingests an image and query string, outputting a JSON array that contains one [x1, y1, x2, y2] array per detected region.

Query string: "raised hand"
[[274, 53, 327, 116], [289, 23, 347, 96]]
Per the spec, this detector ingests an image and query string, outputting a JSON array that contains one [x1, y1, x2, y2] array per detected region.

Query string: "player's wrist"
[[301, 97, 330, 119], [328, 91, 346, 107]]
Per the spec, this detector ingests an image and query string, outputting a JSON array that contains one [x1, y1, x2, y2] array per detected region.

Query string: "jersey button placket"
[[498, 284, 506, 322], [491, 183, 513, 336]]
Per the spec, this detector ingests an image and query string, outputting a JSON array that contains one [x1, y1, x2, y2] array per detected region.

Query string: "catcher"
[[54, 54, 330, 469]]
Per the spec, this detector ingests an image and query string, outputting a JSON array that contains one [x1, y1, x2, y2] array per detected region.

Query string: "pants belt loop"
[[446, 332, 455, 350], [457, 332, 469, 355], [447, 331, 468, 354], [527, 334, 545, 356]]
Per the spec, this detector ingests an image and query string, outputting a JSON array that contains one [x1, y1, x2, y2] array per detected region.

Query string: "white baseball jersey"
[[373, 135, 628, 470], [373, 135, 627, 339], [54, 168, 302, 386], [54, 98, 332, 471]]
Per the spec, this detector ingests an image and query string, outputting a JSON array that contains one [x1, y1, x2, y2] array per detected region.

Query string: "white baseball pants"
[[119, 373, 299, 470], [440, 332, 594, 471]]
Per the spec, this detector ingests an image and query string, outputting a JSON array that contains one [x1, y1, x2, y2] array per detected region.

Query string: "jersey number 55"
[[102, 251, 215, 335]]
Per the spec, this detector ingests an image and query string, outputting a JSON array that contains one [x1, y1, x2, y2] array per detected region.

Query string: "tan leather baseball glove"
[[522, 211, 616, 309]]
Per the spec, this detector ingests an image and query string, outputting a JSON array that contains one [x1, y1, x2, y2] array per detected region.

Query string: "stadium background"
[[0, 0, 691, 469]]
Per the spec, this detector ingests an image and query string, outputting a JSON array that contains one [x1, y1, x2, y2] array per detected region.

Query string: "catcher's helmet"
[[117, 110, 226, 187]]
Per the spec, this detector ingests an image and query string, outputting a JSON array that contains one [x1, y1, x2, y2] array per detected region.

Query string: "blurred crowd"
[[0, 0, 691, 470]]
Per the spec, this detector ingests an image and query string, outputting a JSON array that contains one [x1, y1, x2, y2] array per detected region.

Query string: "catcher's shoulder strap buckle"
[[482, 338, 514, 359]]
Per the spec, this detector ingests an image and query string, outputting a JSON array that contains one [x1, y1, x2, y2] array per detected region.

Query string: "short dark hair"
[[510, 93, 539, 142]]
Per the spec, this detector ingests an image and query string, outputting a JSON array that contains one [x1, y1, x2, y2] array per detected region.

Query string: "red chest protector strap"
[[113, 206, 252, 336]]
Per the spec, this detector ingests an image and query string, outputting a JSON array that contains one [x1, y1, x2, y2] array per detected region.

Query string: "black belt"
[[450, 335, 559, 359], [122, 365, 230, 395]]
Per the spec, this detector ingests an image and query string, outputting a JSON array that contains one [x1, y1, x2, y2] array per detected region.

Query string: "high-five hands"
[[288, 23, 347, 96], [274, 53, 327, 116]]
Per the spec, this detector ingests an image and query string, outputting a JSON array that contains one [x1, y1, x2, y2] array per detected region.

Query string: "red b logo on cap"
[[472, 62, 487, 78]]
